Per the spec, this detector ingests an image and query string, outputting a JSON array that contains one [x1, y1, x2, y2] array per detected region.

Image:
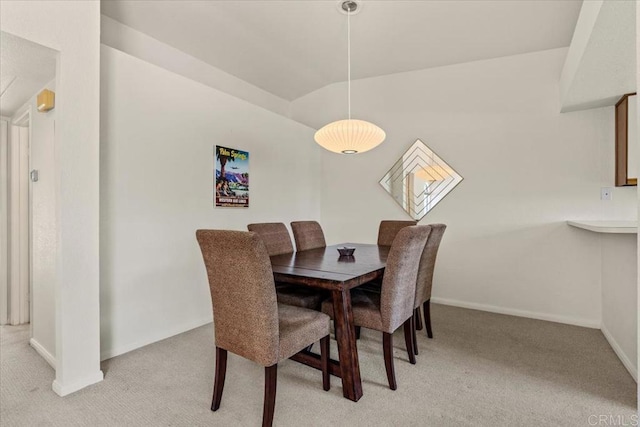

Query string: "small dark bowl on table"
[[337, 247, 355, 257]]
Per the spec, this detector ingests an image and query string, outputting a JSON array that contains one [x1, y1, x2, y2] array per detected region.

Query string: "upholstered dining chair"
[[377, 220, 417, 246], [290, 221, 326, 251], [247, 222, 294, 256], [247, 223, 325, 310], [196, 230, 331, 427], [412, 224, 447, 352], [359, 220, 418, 297], [321, 225, 432, 390]]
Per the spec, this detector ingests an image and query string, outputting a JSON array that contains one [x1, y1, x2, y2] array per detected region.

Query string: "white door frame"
[[8, 107, 31, 326], [0, 117, 9, 325]]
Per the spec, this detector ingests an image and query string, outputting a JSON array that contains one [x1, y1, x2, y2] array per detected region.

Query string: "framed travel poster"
[[215, 145, 249, 207]]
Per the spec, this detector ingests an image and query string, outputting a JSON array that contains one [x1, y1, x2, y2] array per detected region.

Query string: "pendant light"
[[314, 0, 386, 155]]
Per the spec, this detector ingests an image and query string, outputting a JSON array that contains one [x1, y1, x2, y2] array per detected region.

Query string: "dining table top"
[[270, 243, 390, 291]]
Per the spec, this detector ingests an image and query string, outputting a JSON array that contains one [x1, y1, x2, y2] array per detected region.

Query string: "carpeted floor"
[[1, 304, 636, 426]]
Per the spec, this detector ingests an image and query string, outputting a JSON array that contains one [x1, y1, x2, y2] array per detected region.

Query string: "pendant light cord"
[[347, 6, 351, 120]]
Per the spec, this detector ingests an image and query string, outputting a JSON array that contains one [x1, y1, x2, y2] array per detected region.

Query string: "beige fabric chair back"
[[380, 225, 432, 333], [196, 229, 279, 367], [290, 221, 326, 251], [247, 222, 294, 256], [377, 220, 418, 246], [414, 224, 447, 308]]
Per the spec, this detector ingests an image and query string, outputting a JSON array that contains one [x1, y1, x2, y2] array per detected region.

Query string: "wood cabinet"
[[615, 93, 637, 186]]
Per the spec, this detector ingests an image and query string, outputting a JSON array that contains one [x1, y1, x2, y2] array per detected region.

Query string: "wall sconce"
[[37, 89, 55, 112]]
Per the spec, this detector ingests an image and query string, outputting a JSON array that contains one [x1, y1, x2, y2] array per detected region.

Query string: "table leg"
[[331, 289, 363, 402]]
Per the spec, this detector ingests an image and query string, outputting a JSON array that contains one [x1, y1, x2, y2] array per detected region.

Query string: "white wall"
[[0, 118, 8, 325], [100, 46, 321, 359], [560, 0, 636, 112], [11, 81, 58, 367], [601, 234, 637, 380], [1, 1, 102, 396], [636, 0, 640, 392], [597, 89, 638, 382], [291, 47, 637, 328], [101, 16, 290, 118], [560, 0, 604, 109], [8, 121, 29, 326], [559, 0, 638, 381]]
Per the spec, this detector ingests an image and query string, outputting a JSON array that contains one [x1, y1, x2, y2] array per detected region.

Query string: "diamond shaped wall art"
[[379, 139, 463, 221]]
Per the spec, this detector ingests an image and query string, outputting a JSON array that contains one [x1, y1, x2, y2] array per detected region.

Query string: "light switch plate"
[[601, 187, 612, 201]]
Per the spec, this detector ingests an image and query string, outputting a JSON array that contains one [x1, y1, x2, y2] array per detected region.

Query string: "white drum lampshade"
[[314, 119, 386, 154]]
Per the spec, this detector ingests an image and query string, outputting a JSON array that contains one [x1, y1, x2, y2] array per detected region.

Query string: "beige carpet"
[[1, 304, 636, 426]]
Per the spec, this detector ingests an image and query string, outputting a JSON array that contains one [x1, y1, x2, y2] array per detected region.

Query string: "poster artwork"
[[215, 145, 249, 207]]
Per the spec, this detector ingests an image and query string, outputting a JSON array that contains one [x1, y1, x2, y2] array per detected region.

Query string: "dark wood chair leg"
[[412, 314, 419, 356], [262, 364, 278, 427], [424, 299, 433, 339], [355, 326, 361, 340], [383, 332, 397, 390], [403, 318, 416, 365], [320, 335, 330, 391], [415, 307, 423, 331], [211, 347, 227, 411]]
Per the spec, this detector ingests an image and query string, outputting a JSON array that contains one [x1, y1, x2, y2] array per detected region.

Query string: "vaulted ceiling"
[[101, 0, 583, 101]]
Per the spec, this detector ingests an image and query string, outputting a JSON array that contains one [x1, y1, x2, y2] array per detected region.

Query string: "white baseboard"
[[100, 315, 212, 361], [430, 297, 600, 329], [600, 323, 638, 382], [52, 370, 104, 397], [29, 338, 56, 369]]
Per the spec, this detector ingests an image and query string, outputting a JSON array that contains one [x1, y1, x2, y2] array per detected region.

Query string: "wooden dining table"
[[270, 243, 390, 402]]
